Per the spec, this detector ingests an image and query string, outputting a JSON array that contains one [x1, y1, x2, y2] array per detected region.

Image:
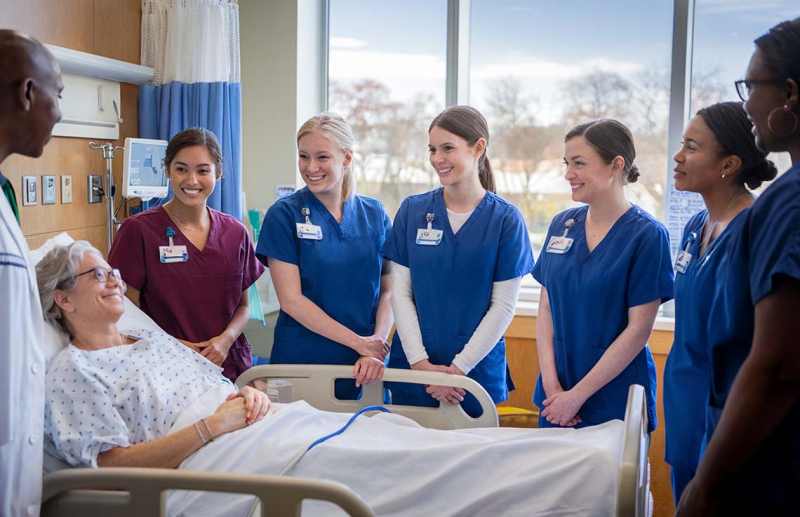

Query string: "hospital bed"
[[41, 365, 650, 517]]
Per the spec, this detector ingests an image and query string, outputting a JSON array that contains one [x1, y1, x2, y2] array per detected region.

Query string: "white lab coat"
[[0, 187, 45, 517]]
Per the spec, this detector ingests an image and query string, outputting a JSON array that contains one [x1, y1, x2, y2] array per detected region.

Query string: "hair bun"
[[626, 164, 640, 183], [745, 159, 779, 190]]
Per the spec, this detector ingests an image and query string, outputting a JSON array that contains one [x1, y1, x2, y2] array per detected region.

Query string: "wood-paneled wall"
[[502, 315, 676, 517], [0, 0, 142, 254]]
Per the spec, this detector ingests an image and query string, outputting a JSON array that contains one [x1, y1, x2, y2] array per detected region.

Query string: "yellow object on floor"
[[497, 406, 538, 428]]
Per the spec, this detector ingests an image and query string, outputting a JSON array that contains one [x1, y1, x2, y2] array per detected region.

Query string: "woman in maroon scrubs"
[[109, 128, 264, 382]]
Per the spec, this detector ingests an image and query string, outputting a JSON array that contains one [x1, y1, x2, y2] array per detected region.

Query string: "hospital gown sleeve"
[[391, 263, 428, 364], [257, 202, 299, 266], [627, 222, 674, 308], [45, 360, 131, 468], [495, 207, 535, 282], [453, 277, 522, 374], [381, 199, 410, 268], [108, 217, 147, 290], [748, 197, 800, 304]]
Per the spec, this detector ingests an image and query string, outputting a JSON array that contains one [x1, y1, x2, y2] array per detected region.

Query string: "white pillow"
[[31, 232, 165, 368]]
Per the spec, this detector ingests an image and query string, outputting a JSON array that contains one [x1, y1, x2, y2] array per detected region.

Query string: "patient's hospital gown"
[[45, 330, 234, 467]]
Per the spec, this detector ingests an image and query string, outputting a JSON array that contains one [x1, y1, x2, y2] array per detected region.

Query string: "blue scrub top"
[[704, 162, 800, 506], [256, 188, 391, 391], [382, 188, 534, 413], [663, 209, 747, 473], [532, 205, 673, 432]]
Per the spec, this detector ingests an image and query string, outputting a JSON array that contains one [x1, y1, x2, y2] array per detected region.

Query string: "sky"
[[329, 0, 800, 122]]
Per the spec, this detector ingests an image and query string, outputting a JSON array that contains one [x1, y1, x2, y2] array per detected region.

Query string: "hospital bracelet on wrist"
[[201, 418, 215, 441], [194, 421, 209, 444]]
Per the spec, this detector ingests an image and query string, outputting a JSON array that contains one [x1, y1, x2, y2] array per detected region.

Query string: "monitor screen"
[[122, 138, 169, 199]]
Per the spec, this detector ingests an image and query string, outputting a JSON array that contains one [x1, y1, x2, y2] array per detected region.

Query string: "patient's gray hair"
[[36, 241, 103, 338]]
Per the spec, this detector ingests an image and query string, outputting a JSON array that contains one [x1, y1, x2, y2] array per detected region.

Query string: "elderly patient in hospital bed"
[[37, 241, 626, 517]]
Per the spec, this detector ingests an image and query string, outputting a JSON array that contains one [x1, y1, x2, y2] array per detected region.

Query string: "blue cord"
[[280, 405, 391, 476]]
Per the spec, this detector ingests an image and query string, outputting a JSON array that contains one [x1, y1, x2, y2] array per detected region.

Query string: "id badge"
[[416, 228, 443, 246], [675, 250, 692, 274], [159, 245, 189, 264], [296, 222, 323, 240], [545, 235, 573, 254]]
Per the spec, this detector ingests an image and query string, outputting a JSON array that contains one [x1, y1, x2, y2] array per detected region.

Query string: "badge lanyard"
[[416, 212, 443, 246], [159, 226, 189, 263], [674, 231, 696, 274], [296, 207, 323, 240], [545, 218, 575, 254]]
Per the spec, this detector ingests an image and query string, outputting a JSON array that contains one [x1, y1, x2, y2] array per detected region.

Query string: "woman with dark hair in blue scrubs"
[[382, 106, 534, 417], [533, 119, 673, 432], [677, 18, 800, 517], [257, 112, 393, 399], [664, 102, 776, 504]]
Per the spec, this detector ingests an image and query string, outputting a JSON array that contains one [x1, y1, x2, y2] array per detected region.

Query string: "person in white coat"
[[0, 29, 63, 516]]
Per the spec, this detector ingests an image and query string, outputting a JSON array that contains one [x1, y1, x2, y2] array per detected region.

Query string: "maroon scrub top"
[[109, 206, 265, 381]]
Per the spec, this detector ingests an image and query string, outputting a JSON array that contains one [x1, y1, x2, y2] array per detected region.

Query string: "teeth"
[[308, 175, 324, 181], [183, 189, 200, 195], [570, 184, 583, 190], [437, 167, 453, 174]]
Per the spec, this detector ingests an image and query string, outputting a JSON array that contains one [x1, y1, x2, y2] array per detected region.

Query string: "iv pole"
[[88, 142, 125, 253]]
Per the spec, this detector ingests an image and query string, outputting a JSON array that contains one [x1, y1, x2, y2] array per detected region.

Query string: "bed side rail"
[[616, 384, 649, 517], [236, 364, 499, 430], [41, 468, 375, 517]]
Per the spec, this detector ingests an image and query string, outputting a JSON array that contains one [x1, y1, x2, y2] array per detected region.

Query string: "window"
[[691, 2, 800, 179], [328, 0, 448, 220]]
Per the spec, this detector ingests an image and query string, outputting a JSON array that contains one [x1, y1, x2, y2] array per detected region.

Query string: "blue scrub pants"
[[670, 467, 694, 505]]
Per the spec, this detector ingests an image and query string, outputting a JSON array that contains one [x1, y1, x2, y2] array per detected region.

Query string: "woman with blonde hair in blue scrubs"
[[257, 112, 392, 399], [533, 119, 673, 431], [664, 101, 776, 504], [382, 105, 534, 417], [677, 17, 800, 516]]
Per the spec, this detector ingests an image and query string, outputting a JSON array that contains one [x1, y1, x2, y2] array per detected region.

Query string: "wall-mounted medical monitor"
[[122, 137, 169, 200]]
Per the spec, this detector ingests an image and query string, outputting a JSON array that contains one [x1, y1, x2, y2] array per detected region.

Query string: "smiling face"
[[428, 125, 484, 188], [742, 48, 796, 154], [563, 135, 622, 204], [165, 145, 220, 209], [673, 115, 732, 194], [298, 131, 351, 197], [57, 253, 126, 328]]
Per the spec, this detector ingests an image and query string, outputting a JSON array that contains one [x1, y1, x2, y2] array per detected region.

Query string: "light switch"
[[42, 175, 56, 205], [61, 175, 72, 204], [88, 175, 103, 204], [22, 176, 37, 206]]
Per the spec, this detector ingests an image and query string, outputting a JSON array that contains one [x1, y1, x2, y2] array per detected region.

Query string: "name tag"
[[296, 222, 323, 240], [159, 245, 189, 263], [675, 250, 692, 274], [416, 228, 443, 246], [545, 236, 573, 254]]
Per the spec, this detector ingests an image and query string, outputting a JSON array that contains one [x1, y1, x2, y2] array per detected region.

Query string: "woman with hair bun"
[[664, 101, 775, 504], [257, 112, 393, 400], [533, 119, 673, 431], [382, 105, 534, 417], [677, 17, 800, 516]]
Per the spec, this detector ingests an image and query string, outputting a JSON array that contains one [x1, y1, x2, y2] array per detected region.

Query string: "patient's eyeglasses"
[[76, 267, 127, 292]]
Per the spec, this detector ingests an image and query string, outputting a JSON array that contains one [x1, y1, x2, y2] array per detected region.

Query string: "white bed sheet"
[[167, 390, 623, 517]]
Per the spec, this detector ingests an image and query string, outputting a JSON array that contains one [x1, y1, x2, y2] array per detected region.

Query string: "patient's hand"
[[353, 356, 384, 387], [209, 387, 272, 435]]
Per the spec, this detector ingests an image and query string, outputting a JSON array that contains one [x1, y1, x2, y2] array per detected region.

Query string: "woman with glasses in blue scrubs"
[[382, 106, 534, 417], [664, 101, 776, 504], [533, 119, 674, 431], [677, 18, 800, 517], [257, 112, 392, 399]]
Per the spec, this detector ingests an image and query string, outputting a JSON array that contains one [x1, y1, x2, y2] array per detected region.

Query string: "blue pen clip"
[[166, 226, 176, 247]]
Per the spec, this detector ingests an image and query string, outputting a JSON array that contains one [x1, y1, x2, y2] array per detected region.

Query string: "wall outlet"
[[22, 176, 37, 206], [88, 175, 103, 204], [61, 175, 73, 204], [42, 175, 56, 205]]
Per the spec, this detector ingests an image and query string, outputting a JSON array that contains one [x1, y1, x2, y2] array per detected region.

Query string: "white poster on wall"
[[665, 174, 705, 260]]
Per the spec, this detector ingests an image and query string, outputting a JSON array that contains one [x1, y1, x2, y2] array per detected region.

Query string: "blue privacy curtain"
[[139, 0, 242, 219], [139, 82, 242, 218]]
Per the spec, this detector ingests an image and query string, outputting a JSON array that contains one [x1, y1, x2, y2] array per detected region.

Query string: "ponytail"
[[479, 155, 496, 193]]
